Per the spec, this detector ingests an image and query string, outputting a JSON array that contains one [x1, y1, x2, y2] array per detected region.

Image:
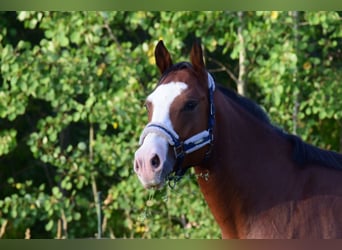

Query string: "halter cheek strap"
[[139, 72, 216, 180]]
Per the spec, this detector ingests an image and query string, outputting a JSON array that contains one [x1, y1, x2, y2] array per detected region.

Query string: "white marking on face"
[[147, 81, 188, 131], [134, 81, 188, 188]]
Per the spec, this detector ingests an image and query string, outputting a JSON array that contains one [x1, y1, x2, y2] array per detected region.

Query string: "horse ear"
[[190, 40, 206, 75], [155, 40, 173, 74]]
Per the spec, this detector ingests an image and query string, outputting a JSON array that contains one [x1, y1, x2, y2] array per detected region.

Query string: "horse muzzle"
[[134, 133, 174, 189]]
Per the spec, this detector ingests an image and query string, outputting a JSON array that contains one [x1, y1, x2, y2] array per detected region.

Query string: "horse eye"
[[183, 100, 198, 112]]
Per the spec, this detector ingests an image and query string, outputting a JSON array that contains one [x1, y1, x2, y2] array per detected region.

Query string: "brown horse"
[[134, 40, 342, 239]]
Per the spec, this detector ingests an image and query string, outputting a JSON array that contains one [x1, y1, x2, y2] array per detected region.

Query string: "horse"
[[133, 40, 342, 239]]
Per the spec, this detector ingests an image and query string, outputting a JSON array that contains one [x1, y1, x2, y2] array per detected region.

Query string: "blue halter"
[[139, 73, 216, 182]]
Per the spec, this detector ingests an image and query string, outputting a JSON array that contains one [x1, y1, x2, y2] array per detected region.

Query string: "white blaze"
[[147, 82, 188, 131]]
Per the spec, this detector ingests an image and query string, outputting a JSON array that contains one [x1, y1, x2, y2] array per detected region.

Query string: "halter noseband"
[[139, 73, 216, 181]]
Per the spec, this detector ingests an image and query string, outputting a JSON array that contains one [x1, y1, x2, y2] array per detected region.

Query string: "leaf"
[[70, 31, 81, 44], [45, 220, 54, 231], [73, 212, 81, 220], [77, 142, 87, 151]]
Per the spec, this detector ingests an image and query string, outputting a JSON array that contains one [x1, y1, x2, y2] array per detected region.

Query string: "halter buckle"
[[173, 143, 185, 159]]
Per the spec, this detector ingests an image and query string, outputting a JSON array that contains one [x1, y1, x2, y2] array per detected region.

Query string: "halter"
[[139, 72, 216, 182]]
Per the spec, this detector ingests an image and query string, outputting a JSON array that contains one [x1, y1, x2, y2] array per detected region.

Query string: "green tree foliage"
[[0, 11, 341, 238]]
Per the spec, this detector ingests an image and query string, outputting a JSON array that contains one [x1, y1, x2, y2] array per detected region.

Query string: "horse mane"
[[217, 85, 342, 170]]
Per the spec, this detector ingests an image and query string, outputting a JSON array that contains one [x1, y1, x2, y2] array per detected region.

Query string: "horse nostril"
[[134, 159, 141, 173], [150, 154, 160, 169]]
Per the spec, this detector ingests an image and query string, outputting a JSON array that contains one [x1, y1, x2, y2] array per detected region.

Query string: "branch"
[[207, 56, 239, 84], [0, 219, 8, 238], [98, 13, 123, 51], [98, 13, 134, 65]]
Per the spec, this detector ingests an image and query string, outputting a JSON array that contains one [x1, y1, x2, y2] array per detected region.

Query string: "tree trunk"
[[292, 11, 300, 135], [237, 11, 247, 96]]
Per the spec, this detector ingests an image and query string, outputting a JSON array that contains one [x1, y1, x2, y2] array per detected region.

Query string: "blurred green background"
[[0, 11, 341, 238]]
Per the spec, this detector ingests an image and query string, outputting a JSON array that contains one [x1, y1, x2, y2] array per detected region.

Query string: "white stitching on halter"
[[208, 72, 215, 92]]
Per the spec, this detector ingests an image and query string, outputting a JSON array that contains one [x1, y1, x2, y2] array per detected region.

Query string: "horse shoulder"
[[246, 165, 342, 238]]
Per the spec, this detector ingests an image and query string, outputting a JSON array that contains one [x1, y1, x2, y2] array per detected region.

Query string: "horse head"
[[134, 40, 215, 189]]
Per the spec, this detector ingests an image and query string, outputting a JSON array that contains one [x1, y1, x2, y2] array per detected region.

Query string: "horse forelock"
[[158, 62, 193, 83], [158, 61, 208, 87]]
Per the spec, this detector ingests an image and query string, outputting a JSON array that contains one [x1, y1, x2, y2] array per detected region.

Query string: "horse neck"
[[194, 90, 296, 238]]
